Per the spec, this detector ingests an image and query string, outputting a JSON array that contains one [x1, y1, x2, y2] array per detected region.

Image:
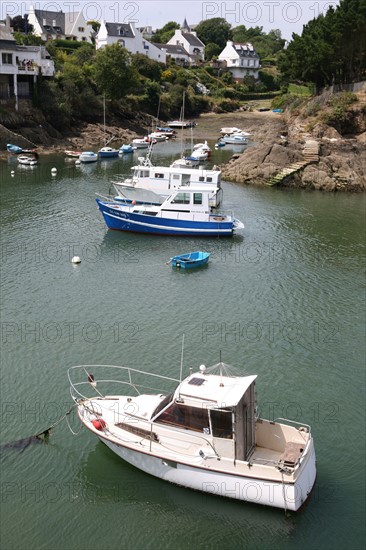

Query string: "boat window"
[[154, 173, 164, 179], [172, 175, 180, 180], [151, 392, 174, 418], [199, 177, 205, 182], [207, 177, 212, 182], [210, 409, 233, 439], [171, 193, 190, 204], [156, 402, 209, 432], [193, 193, 203, 205]]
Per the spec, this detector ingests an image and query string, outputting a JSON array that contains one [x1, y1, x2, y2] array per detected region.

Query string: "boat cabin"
[[151, 364, 257, 461], [131, 164, 221, 187]]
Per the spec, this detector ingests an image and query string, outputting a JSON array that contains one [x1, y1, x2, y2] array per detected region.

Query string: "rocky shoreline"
[[1, 105, 365, 191]]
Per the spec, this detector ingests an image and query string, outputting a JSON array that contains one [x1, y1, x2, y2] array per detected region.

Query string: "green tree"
[[93, 44, 139, 99], [152, 21, 179, 43], [204, 42, 222, 61], [11, 15, 34, 33], [131, 53, 163, 81], [195, 18, 232, 50]]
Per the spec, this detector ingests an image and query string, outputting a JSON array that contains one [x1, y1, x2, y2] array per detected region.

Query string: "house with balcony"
[[166, 19, 205, 65], [27, 5, 93, 42], [96, 21, 166, 64], [0, 20, 54, 110], [218, 41, 260, 82]]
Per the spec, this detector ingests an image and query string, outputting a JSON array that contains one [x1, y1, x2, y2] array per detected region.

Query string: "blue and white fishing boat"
[[170, 251, 211, 269], [79, 151, 98, 163], [96, 188, 244, 237]]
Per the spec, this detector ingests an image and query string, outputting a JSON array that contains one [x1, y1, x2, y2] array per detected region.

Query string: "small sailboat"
[[119, 144, 134, 154], [98, 95, 119, 158], [169, 251, 211, 269]]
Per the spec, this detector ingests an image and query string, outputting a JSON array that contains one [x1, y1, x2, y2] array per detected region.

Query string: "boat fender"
[[92, 419, 107, 431]]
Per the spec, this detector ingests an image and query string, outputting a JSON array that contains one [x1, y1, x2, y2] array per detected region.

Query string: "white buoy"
[[75, 160, 80, 165], [11, 170, 15, 176], [71, 256, 81, 264], [51, 167, 57, 175]]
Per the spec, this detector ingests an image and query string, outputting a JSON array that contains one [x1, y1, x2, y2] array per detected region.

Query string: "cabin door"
[[235, 383, 255, 461]]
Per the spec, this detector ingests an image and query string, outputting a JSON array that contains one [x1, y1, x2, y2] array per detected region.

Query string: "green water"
[[0, 141, 365, 550]]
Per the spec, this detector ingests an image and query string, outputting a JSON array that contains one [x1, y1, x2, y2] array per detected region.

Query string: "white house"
[[96, 21, 166, 64], [0, 19, 54, 111], [27, 5, 93, 42], [218, 41, 260, 82], [167, 19, 205, 64], [153, 43, 191, 66]]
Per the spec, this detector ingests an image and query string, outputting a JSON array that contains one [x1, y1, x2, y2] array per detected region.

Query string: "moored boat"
[[68, 361, 316, 511], [111, 159, 223, 208], [119, 144, 134, 154], [220, 133, 248, 145], [96, 187, 243, 237], [17, 155, 38, 165], [170, 251, 211, 268], [98, 146, 119, 158], [79, 151, 98, 163], [65, 150, 82, 158]]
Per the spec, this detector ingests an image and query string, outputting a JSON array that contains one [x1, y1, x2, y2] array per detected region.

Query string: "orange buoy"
[[92, 419, 106, 430]]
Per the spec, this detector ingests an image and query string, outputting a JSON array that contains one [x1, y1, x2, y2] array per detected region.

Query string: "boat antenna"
[[179, 333, 185, 383], [219, 350, 224, 386]]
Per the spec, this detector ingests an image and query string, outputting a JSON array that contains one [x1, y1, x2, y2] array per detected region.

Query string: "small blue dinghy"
[[170, 251, 211, 269]]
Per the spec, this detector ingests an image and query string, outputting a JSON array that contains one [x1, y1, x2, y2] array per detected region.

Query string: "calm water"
[[1, 139, 365, 550]]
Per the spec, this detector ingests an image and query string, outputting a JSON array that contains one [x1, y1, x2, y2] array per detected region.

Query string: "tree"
[[152, 21, 179, 43], [131, 53, 163, 81], [11, 15, 34, 33], [93, 43, 139, 99], [204, 42, 222, 61], [195, 18, 232, 50]]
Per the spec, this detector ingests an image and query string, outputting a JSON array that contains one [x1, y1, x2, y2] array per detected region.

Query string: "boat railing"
[[68, 364, 179, 402]]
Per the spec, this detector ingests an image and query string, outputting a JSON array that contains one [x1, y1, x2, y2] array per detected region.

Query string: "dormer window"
[[78, 27, 84, 32], [118, 27, 125, 36]]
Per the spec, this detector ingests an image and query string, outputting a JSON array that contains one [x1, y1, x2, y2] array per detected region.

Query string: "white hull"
[[100, 435, 316, 511]]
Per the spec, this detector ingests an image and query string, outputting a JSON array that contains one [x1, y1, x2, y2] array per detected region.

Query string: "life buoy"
[[92, 418, 107, 431]]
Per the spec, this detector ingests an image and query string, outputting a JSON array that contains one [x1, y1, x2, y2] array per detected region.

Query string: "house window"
[[78, 27, 84, 32], [118, 39, 125, 47], [2, 53, 12, 64], [82, 37, 87, 41]]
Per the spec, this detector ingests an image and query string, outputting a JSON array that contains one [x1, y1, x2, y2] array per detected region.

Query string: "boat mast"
[[103, 93, 106, 147]]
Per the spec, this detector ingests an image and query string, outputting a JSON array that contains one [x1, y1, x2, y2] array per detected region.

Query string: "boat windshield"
[[151, 392, 174, 419]]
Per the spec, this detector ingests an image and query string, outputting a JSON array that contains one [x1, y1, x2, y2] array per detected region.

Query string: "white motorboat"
[[79, 151, 98, 163], [17, 155, 38, 165], [131, 138, 149, 149], [193, 141, 211, 156], [190, 148, 208, 162], [68, 361, 316, 511], [111, 157, 223, 207], [148, 132, 168, 142], [220, 133, 248, 145]]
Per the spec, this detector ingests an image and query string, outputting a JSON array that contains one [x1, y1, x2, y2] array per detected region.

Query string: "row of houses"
[[0, 7, 260, 110]]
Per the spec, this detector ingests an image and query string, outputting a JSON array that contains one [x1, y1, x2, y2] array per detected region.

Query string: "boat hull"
[[96, 200, 234, 237], [171, 252, 210, 268], [99, 435, 316, 511]]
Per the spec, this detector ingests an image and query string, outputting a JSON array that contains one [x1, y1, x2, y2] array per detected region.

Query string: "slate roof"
[[105, 23, 134, 38], [154, 43, 189, 56], [34, 9, 65, 33], [181, 31, 204, 48]]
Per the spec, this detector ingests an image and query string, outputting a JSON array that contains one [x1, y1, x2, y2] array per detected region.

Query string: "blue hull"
[[171, 252, 210, 268], [99, 151, 119, 158], [96, 199, 234, 237]]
